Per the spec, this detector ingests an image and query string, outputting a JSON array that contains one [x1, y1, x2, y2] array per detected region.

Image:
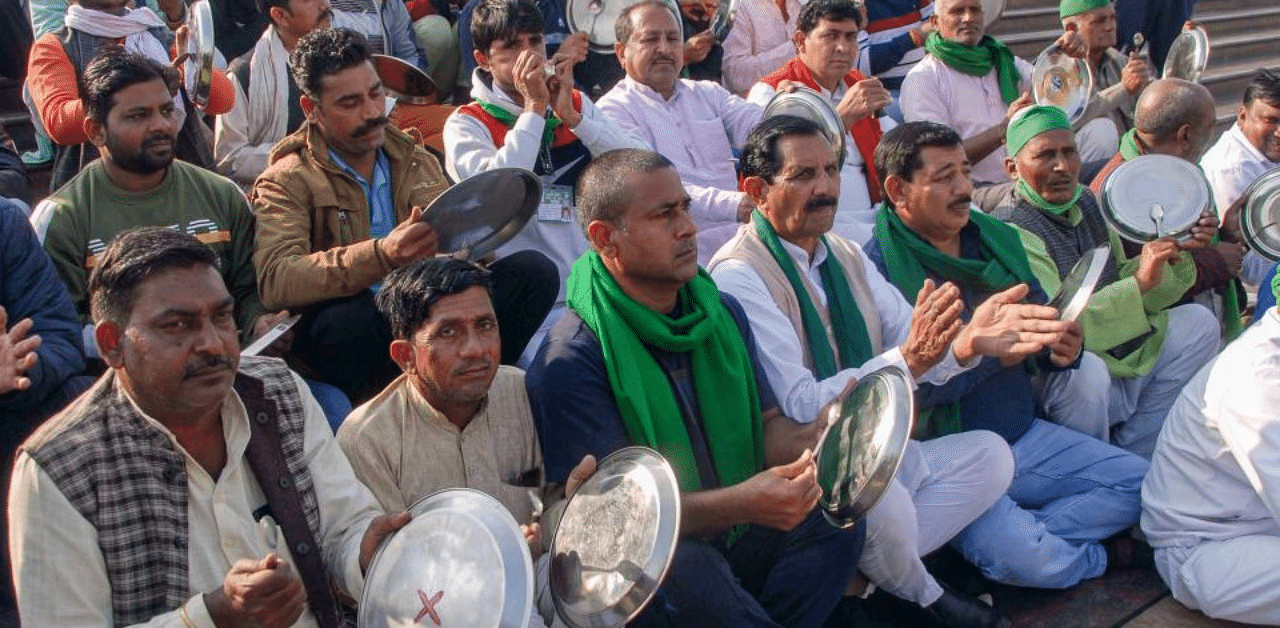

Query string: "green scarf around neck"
[[1016, 178, 1085, 217], [753, 210, 874, 378], [924, 32, 1020, 104], [475, 99, 562, 150], [565, 251, 764, 502], [1119, 128, 1144, 161]]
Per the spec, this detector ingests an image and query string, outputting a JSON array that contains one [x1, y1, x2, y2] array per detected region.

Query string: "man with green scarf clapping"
[[864, 120, 1150, 590], [976, 104, 1221, 459], [526, 148, 864, 628]]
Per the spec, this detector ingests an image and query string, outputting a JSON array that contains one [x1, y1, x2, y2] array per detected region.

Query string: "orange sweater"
[[27, 32, 235, 146]]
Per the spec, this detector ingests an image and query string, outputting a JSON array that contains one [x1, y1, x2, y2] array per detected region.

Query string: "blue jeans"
[[951, 419, 1148, 589], [631, 511, 865, 628]]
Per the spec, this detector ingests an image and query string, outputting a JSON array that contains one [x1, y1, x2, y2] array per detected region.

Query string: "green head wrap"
[[1006, 104, 1073, 157], [1059, 0, 1108, 19]]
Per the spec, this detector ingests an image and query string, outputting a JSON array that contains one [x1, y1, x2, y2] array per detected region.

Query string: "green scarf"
[[565, 252, 764, 526], [924, 32, 1020, 104], [1119, 128, 1144, 161], [475, 99, 562, 150], [1016, 178, 1085, 217], [753, 210, 874, 378]]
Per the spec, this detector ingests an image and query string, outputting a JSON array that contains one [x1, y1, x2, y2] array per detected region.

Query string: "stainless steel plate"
[[550, 447, 680, 628], [359, 489, 534, 628], [708, 0, 742, 42], [422, 168, 540, 260], [1101, 154, 1211, 243], [1032, 46, 1093, 124], [815, 366, 914, 528], [763, 86, 848, 166], [372, 54, 440, 105], [981, 0, 1006, 26], [1163, 25, 1210, 82], [1049, 245, 1109, 322], [567, 0, 683, 53], [1242, 166, 1280, 262], [184, 0, 216, 109]]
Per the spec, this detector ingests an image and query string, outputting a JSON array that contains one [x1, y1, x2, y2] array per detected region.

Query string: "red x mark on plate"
[[414, 588, 444, 625]]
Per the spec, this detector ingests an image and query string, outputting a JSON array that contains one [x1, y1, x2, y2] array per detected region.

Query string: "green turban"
[[1006, 104, 1072, 156], [1059, 0, 1108, 19]]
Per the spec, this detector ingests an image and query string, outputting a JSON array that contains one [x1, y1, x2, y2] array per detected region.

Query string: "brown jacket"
[[252, 122, 450, 310]]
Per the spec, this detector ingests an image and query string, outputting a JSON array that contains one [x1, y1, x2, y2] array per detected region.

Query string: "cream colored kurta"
[[338, 366, 542, 524]]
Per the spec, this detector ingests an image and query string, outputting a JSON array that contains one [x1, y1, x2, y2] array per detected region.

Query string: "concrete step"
[[1203, 32, 1280, 68], [1196, 5, 1280, 39], [988, 6, 1061, 36]]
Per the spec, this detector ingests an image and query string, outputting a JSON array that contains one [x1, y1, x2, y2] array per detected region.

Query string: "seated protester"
[[1141, 304, 1280, 625], [26, 0, 235, 190], [746, 0, 896, 248], [1201, 69, 1280, 285], [31, 48, 274, 358], [900, 0, 1110, 185], [331, 0, 425, 65], [527, 148, 865, 628], [455, 0, 599, 102], [8, 227, 405, 628], [597, 0, 763, 264], [1059, 0, 1151, 142], [676, 0, 722, 83], [976, 105, 1221, 458], [856, 0, 933, 108], [1092, 78, 1246, 338], [719, 0, 803, 95], [709, 116, 1021, 628], [254, 28, 558, 402], [212, 0, 272, 62], [337, 257, 596, 628], [865, 120, 1151, 590], [445, 0, 644, 360]]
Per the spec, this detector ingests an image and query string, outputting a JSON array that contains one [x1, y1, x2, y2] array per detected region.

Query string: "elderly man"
[[1201, 69, 1280, 286], [709, 115, 1022, 627], [255, 28, 557, 402], [8, 227, 405, 628], [527, 148, 865, 628], [865, 120, 1149, 589], [1060, 0, 1150, 139], [747, 0, 895, 247], [977, 105, 1220, 458], [900, 0, 1113, 184], [597, 0, 762, 263]]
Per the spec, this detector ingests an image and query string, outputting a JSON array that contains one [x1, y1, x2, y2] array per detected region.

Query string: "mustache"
[[950, 195, 973, 208], [452, 359, 494, 376], [353, 115, 389, 137], [143, 132, 174, 147], [183, 355, 233, 379], [805, 196, 838, 212]]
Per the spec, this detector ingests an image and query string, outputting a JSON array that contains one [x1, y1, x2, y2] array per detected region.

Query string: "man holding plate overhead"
[[1058, 0, 1151, 140], [865, 120, 1150, 590], [976, 104, 1220, 459], [528, 148, 864, 628]]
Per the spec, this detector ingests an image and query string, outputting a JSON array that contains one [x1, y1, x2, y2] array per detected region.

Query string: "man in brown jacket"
[[254, 28, 557, 404]]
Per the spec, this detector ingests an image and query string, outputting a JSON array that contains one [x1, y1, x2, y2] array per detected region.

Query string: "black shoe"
[[922, 585, 1011, 628]]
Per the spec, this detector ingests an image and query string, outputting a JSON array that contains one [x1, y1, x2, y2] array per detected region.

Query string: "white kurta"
[[1200, 123, 1280, 285]]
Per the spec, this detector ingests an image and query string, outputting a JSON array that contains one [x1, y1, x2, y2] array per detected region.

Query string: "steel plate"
[[184, 0, 216, 109], [1049, 245, 1109, 322], [1163, 25, 1210, 82], [372, 54, 440, 105], [981, 0, 1005, 26], [708, 0, 743, 42], [359, 489, 534, 628], [763, 86, 848, 166], [1101, 154, 1210, 243], [815, 366, 914, 528], [421, 168, 540, 260], [1032, 46, 1093, 124], [1241, 166, 1280, 262], [550, 447, 680, 628], [567, 0, 683, 53]]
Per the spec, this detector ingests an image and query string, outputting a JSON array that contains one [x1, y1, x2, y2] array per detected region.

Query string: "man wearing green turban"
[[1059, 0, 1151, 147], [976, 104, 1222, 459]]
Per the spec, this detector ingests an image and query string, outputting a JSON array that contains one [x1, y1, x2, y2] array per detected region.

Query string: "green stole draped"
[[872, 204, 1038, 437], [1119, 128, 1143, 161], [475, 99, 562, 150], [1016, 179, 1085, 217], [924, 32, 1021, 104], [752, 210, 875, 377], [565, 252, 764, 541]]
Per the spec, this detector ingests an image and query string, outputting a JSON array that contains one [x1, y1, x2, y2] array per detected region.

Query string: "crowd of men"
[[3, 0, 1280, 625]]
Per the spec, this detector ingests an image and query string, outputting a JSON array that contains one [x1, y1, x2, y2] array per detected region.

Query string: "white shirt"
[[747, 80, 897, 248], [8, 370, 382, 628], [711, 235, 973, 424], [1200, 123, 1280, 285], [901, 53, 1033, 184], [719, 0, 802, 95], [597, 77, 764, 264], [1142, 307, 1280, 549]]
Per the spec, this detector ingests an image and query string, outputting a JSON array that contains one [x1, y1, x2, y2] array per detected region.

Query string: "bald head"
[[1133, 78, 1216, 160]]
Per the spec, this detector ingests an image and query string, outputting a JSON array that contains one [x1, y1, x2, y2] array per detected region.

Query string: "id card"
[[538, 183, 575, 222]]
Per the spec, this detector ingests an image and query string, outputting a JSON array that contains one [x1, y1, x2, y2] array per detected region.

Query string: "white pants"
[[1155, 535, 1280, 625], [858, 430, 1014, 606], [1040, 351, 1113, 442]]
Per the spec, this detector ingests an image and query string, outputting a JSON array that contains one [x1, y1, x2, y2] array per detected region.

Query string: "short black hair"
[[79, 46, 178, 124], [89, 227, 221, 326], [740, 115, 827, 183], [575, 148, 675, 235], [375, 258, 494, 340], [471, 0, 545, 56], [258, 0, 293, 24], [874, 121, 964, 186], [1243, 69, 1280, 109], [615, 0, 679, 46], [797, 0, 862, 35], [291, 27, 372, 98]]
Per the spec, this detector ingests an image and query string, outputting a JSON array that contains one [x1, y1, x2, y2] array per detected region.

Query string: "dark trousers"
[[1115, 0, 1196, 71], [631, 512, 865, 628], [293, 249, 559, 402]]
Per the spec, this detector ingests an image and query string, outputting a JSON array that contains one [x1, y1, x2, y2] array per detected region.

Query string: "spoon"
[[1151, 203, 1166, 237]]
